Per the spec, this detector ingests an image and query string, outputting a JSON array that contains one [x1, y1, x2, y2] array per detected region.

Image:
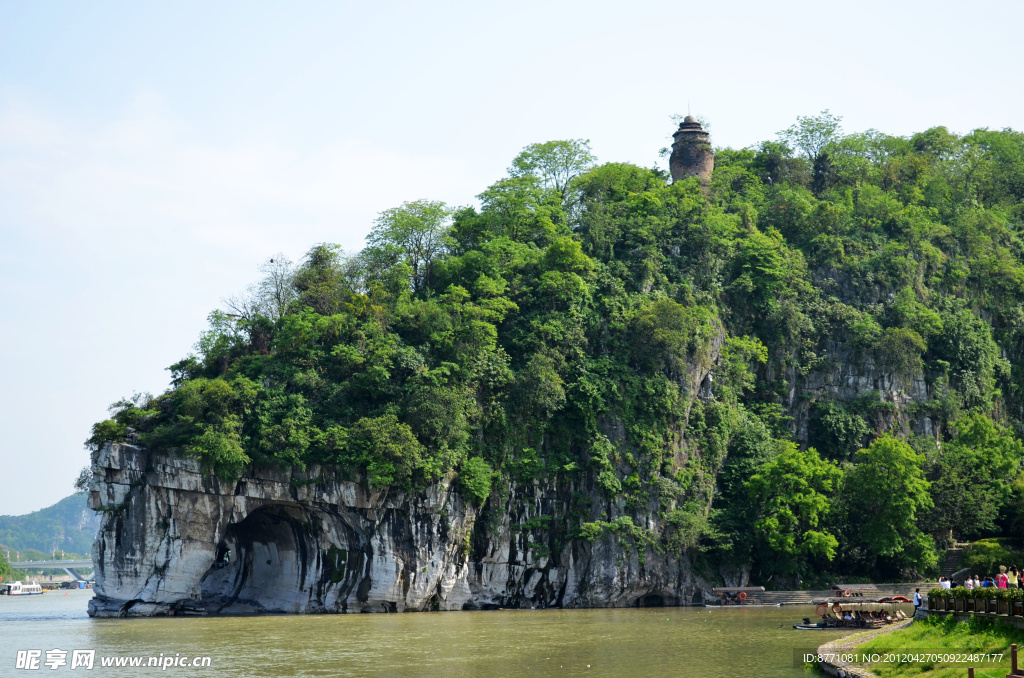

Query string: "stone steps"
[[939, 543, 970, 578]]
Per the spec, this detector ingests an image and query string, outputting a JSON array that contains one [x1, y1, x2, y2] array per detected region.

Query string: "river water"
[[3, 591, 869, 676]]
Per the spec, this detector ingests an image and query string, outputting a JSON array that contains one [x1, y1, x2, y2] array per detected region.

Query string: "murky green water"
[[3, 591, 873, 676]]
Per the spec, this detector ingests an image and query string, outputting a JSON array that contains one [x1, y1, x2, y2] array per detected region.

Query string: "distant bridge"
[[16, 559, 93, 568], [13, 559, 95, 581]]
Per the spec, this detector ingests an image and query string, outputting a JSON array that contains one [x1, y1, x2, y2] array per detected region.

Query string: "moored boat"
[[792, 597, 909, 629], [3, 581, 44, 595], [710, 586, 767, 606]]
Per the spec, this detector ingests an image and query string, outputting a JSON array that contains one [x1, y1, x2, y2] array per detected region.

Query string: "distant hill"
[[0, 494, 99, 556]]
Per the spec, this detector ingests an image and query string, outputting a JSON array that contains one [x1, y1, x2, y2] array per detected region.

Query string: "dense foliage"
[[960, 538, 1024, 575], [89, 120, 1024, 584]]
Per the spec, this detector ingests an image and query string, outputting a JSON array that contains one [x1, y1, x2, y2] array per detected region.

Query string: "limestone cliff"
[[87, 443, 708, 617], [86, 311, 939, 616]]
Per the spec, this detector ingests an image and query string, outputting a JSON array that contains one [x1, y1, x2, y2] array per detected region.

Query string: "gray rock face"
[[87, 443, 709, 617]]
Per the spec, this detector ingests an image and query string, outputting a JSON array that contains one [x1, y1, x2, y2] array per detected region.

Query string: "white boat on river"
[[3, 581, 44, 595]]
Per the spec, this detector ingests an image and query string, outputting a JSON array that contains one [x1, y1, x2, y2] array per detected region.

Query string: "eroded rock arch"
[[196, 503, 362, 614]]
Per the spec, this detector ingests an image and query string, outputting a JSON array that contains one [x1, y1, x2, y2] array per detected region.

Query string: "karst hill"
[[85, 114, 1024, 615]]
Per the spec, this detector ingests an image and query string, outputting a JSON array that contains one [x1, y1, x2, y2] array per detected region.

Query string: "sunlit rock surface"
[[87, 443, 705, 616]]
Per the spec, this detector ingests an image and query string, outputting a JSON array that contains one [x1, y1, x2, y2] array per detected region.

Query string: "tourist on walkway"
[[965, 576, 974, 590], [974, 575, 981, 588], [997, 566, 1009, 588], [1010, 566, 1020, 588], [940, 577, 952, 589], [913, 588, 921, 613]]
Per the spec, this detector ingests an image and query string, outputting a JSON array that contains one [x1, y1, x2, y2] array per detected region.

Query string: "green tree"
[[808, 401, 869, 461], [927, 414, 1024, 539], [472, 176, 566, 245], [711, 412, 779, 561], [84, 393, 158, 452], [509, 139, 596, 198], [844, 435, 936, 571], [777, 110, 844, 161], [745, 442, 842, 573], [346, 415, 427, 489], [249, 392, 315, 469], [73, 466, 91, 493], [726, 227, 809, 341], [877, 326, 927, 381], [629, 299, 704, 379], [0, 551, 16, 581], [368, 200, 451, 293], [890, 287, 942, 339], [513, 353, 566, 421], [752, 140, 809, 186], [716, 335, 768, 400], [931, 307, 1003, 410], [144, 377, 258, 481], [458, 457, 494, 504], [292, 244, 346, 315]]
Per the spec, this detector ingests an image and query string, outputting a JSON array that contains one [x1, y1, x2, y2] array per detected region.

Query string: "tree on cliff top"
[[509, 139, 596, 198], [777, 110, 843, 160], [367, 200, 451, 294]]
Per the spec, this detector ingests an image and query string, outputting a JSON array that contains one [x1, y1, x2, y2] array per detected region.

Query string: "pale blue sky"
[[1, 0, 1021, 515]]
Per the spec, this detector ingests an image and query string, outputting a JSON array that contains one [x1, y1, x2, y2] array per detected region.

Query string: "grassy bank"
[[848, 614, 1024, 678]]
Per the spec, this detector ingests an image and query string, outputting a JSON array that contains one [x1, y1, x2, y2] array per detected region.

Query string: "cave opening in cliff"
[[198, 503, 332, 614], [637, 594, 666, 607]]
